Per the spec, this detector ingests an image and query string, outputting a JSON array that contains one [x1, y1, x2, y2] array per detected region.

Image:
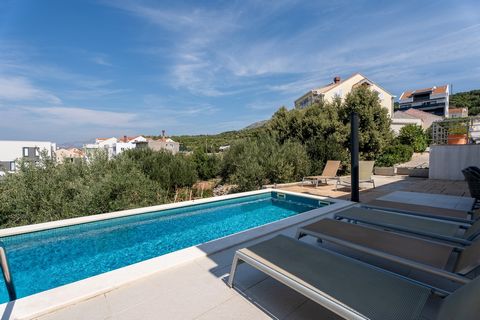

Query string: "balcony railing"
[[431, 116, 480, 145]]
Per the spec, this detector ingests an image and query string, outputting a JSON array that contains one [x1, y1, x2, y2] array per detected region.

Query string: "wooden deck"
[[278, 175, 472, 203]]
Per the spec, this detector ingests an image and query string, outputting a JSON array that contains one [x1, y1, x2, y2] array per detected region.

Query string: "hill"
[[169, 126, 266, 152], [450, 89, 480, 115]]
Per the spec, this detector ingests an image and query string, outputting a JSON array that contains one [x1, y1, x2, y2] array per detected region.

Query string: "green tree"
[[398, 124, 428, 152], [192, 149, 221, 180], [340, 86, 394, 160], [220, 137, 310, 191]]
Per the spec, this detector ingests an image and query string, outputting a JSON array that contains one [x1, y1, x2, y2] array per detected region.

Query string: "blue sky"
[[1, 0, 479, 143]]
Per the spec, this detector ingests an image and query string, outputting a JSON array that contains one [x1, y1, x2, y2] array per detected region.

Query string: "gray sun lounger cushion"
[[229, 235, 431, 320], [298, 219, 455, 269], [336, 207, 460, 237], [365, 199, 471, 222], [228, 235, 480, 320], [334, 207, 478, 244]]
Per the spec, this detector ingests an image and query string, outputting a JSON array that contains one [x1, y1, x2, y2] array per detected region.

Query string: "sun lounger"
[[228, 235, 480, 320], [364, 199, 475, 223], [296, 219, 480, 283], [335, 161, 375, 190], [302, 160, 340, 187], [335, 207, 480, 245]]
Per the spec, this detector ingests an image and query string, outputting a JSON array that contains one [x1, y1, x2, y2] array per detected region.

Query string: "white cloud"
[[91, 55, 112, 67], [25, 106, 138, 127], [0, 76, 62, 104]]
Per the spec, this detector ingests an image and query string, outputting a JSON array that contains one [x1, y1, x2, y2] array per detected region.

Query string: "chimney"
[[162, 130, 165, 138], [333, 76, 341, 84], [123, 135, 127, 142]]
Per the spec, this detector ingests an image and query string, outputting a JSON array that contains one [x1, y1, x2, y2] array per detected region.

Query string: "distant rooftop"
[[400, 84, 448, 100]]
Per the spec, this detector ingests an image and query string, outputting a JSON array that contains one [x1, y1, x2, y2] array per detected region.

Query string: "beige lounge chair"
[[228, 235, 480, 320], [296, 218, 480, 284], [335, 160, 375, 190], [302, 160, 340, 187]]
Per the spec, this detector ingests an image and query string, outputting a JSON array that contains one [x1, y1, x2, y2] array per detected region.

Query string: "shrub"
[[376, 144, 414, 167], [121, 148, 197, 190], [192, 149, 221, 180], [0, 153, 168, 227], [220, 137, 310, 191], [398, 124, 428, 152]]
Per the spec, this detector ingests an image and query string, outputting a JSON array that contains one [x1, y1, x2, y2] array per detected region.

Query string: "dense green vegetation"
[[220, 137, 310, 191], [375, 124, 427, 167], [450, 89, 480, 116], [397, 124, 428, 153], [221, 86, 394, 188], [0, 150, 196, 227]]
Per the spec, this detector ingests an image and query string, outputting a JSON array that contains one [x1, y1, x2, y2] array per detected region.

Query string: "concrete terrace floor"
[[34, 176, 472, 320], [280, 175, 472, 202]]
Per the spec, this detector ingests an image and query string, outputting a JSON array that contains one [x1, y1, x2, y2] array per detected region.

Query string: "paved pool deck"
[[28, 176, 474, 320]]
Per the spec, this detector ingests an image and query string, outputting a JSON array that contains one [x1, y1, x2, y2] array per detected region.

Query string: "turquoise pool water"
[[0, 192, 324, 303]]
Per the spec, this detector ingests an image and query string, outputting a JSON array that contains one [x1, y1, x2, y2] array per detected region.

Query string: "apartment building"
[[0, 140, 56, 173], [294, 73, 394, 117], [398, 85, 449, 116]]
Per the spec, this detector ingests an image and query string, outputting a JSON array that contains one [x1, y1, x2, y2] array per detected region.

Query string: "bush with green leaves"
[[0, 152, 168, 227], [120, 148, 197, 190], [398, 124, 428, 152], [221, 137, 310, 191], [192, 149, 221, 180], [376, 144, 414, 167]]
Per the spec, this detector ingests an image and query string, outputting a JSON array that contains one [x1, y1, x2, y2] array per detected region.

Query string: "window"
[[23, 147, 29, 157], [35, 148, 40, 157], [9, 161, 15, 171]]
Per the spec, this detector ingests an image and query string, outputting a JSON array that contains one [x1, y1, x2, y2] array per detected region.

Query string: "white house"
[[84, 135, 147, 159], [115, 136, 147, 156], [294, 73, 395, 117], [0, 140, 56, 173]]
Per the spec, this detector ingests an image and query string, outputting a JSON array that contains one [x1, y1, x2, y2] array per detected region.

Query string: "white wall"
[[429, 145, 480, 180], [114, 142, 136, 156], [0, 140, 56, 161], [323, 74, 394, 117]]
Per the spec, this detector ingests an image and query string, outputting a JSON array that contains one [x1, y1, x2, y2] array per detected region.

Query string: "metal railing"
[[431, 116, 480, 145], [0, 241, 16, 301]]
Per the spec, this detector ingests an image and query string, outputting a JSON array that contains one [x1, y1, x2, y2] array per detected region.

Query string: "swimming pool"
[[0, 191, 327, 303]]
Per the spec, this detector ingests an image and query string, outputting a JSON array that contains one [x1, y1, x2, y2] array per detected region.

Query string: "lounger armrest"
[[298, 228, 471, 285]]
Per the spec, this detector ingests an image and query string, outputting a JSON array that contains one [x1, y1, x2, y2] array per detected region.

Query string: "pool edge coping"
[[0, 189, 354, 320]]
